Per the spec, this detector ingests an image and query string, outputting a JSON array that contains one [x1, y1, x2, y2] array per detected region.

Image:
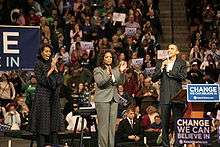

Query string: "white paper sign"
[[113, 13, 126, 25], [80, 41, 94, 50], [157, 50, 169, 60], [131, 58, 143, 66], [125, 27, 137, 36], [69, 41, 94, 56], [144, 67, 156, 76]]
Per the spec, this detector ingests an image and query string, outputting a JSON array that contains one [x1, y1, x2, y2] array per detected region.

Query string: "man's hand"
[[134, 136, 140, 142], [143, 92, 152, 96], [128, 135, 136, 140]]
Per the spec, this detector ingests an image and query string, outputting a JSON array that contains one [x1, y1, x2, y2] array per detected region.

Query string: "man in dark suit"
[[116, 107, 144, 147], [152, 44, 187, 147]]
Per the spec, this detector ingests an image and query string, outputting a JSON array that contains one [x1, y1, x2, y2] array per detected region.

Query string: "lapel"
[[170, 57, 180, 73], [126, 118, 134, 130]]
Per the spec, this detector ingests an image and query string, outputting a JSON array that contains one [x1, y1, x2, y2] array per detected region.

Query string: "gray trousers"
[[96, 101, 118, 147]]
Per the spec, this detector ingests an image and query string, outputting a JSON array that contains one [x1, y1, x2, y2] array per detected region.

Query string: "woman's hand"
[[51, 57, 58, 67]]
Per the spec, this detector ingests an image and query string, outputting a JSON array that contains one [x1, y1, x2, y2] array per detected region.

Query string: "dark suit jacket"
[[152, 57, 187, 104], [116, 118, 143, 143]]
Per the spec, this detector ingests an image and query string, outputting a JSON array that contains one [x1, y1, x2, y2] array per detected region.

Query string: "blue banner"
[[176, 118, 211, 144], [187, 84, 220, 102], [0, 25, 40, 70]]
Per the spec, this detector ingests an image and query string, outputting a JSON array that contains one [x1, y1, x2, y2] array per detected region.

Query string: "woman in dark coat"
[[29, 45, 64, 147]]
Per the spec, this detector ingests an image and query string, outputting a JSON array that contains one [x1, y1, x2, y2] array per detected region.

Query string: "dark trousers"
[[36, 132, 58, 147], [160, 102, 185, 147]]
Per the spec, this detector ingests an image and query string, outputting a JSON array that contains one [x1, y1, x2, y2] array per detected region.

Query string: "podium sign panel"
[[187, 84, 220, 102], [176, 118, 211, 144]]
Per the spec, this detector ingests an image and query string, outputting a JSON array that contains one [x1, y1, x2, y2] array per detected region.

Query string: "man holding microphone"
[[152, 44, 187, 147]]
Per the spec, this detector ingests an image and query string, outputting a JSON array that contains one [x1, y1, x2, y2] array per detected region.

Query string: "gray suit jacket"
[[152, 57, 187, 104], [94, 66, 126, 102]]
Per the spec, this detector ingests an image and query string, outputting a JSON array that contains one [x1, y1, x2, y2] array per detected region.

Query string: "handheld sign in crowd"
[[187, 84, 220, 102], [125, 27, 137, 36], [69, 41, 94, 58], [0, 124, 11, 132], [144, 67, 155, 76], [0, 25, 40, 70], [157, 50, 169, 60], [131, 58, 143, 66], [176, 118, 211, 144], [112, 13, 126, 25]]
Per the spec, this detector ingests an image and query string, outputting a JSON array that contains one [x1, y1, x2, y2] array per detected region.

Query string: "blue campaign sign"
[[0, 25, 40, 70], [187, 84, 220, 102], [176, 118, 211, 144]]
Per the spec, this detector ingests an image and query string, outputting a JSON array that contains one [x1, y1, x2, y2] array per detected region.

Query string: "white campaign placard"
[[80, 41, 94, 55], [131, 58, 143, 66], [144, 67, 156, 76], [157, 50, 169, 60], [125, 27, 137, 36], [80, 41, 94, 50], [113, 13, 126, 25], [69, 41, 94, 56]]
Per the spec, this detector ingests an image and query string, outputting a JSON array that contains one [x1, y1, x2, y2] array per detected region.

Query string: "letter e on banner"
[[3, 32, 20, 54]]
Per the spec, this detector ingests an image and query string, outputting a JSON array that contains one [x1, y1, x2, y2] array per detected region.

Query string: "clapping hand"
[[51, 57, 58, 72]]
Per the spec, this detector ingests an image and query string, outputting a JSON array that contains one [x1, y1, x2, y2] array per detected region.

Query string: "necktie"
[[130, 120, 133, 128]]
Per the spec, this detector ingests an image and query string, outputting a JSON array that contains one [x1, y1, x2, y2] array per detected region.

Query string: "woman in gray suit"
[[94, 51, 127, 147]]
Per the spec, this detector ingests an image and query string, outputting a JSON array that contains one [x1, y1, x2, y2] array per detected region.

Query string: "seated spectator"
[[4, 103, 21, 130], [189, 45, 203, 63], [202, 4, 216, 30], [187, 61, 204, 84], [55, 46, 70, 65], [0, 73, 16, 107], [40, 16, 51, 40], [10, 8, 26, 25], [123, 68, 139, 96], [149, 115, 162, 132], [70, 23, 83, 43], [137, 77, 158, 112], [134, 105, 141, 119], [65, 103, 87, 132], [116, 107, 143, 146], [16, 96, 29, 129], [0, 104, 6, 124], [23, 75, 37, 109], [125, 14, 141, 30], [117, 85, 134, 118], [201, 54, 218, 82], [137, 73, 145, 90], [141, 106, 159, 131]]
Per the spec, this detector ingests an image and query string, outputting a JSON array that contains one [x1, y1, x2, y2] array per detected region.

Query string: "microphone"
[[163, 64, 167, 72]]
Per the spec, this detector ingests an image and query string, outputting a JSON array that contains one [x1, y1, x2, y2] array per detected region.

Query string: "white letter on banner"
[[3, 32, 20, 54]]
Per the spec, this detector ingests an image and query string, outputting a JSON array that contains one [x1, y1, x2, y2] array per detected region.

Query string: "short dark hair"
[[38, 44, 53, 60], [126, 105, 135, 113]]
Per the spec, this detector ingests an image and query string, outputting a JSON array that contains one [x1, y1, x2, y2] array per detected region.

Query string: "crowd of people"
[[0, 0, 219, 146]]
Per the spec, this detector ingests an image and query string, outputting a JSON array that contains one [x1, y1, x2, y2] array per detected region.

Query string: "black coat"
[[116, 118, 143, 143], [152, 57, 187, 104], [29, 58, 64, 135]]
